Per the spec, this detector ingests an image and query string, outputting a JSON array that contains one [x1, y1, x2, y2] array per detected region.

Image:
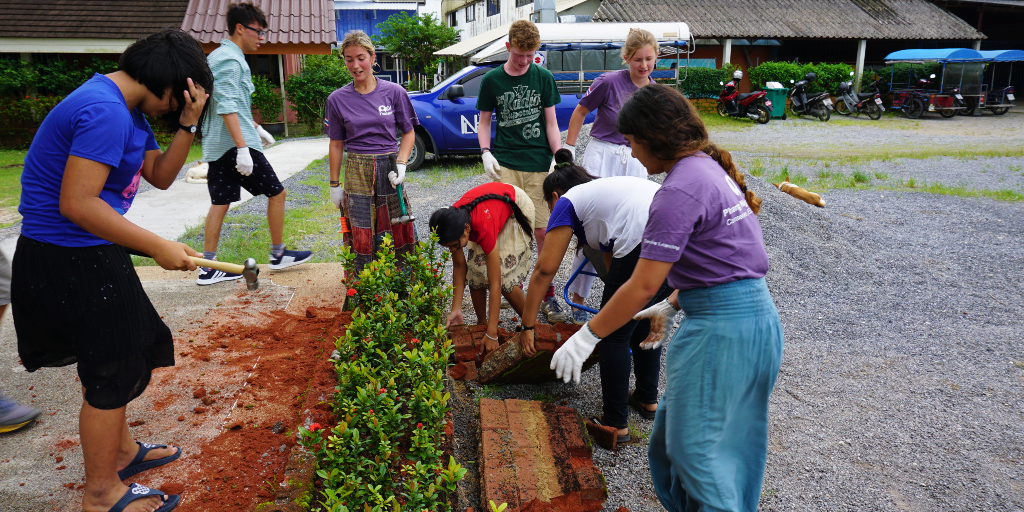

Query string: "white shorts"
[[581, 138, 648, 179]]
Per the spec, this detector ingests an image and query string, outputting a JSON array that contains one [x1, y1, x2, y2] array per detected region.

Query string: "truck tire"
[[407, 132, 426, 171]]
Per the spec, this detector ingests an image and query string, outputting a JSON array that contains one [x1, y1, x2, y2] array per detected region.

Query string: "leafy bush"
[[285, 54, 352, 130], [251, 74, 283, 123], [748, 61, 853, 95], [300, 234, 464, 511], [0, 57, 117, 98], [676, 63, 736, 99], [873, 62, 942, 93], [0, 96, 64, 147]]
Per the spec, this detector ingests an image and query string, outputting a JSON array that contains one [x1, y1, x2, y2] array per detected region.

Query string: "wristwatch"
[[178, 123, 197, 134]]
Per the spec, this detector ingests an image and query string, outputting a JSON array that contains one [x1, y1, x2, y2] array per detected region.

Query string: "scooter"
[[835, 71, 884, 120], [788, 72, 832, 122], [717, 72, 772, 124]]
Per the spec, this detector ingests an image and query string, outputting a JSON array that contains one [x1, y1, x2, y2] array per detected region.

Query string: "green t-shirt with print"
[[476, 64, 561, 173]]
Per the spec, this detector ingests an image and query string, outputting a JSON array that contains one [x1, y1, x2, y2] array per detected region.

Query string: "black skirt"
[[11, 236, 174, 410]]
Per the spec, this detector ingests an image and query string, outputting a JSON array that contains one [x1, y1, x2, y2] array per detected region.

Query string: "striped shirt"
[[202, 39, 262, 162]]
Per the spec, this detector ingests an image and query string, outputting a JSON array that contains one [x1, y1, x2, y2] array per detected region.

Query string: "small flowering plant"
[[303, 233, 461, 511]]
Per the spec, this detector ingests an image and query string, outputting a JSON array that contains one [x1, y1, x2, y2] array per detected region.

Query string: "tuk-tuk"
[[884, 48, 987, 119], [973, 49, 1022, 115]]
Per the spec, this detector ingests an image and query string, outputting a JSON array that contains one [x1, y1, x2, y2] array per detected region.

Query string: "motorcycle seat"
[[856, 92, 877, 100], [736, 92, 758, 101]]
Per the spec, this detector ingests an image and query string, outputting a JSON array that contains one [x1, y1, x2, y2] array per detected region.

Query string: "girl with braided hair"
[[429, 183, 534, 351], [519, 148, 671, 444], [548, 84, 783, 512]]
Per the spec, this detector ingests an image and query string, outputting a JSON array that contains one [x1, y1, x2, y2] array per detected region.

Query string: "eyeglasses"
[[242, 25, 267, 37]]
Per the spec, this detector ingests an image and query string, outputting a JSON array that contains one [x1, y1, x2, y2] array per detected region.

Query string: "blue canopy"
[[978, 49, 1024, 62], [884, 48, 987, 62]]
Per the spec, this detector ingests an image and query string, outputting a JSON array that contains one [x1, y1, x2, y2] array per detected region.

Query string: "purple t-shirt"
[[640, 152, 769, 290], [578, 69, 652, 146], [324, 79, 418, 154]]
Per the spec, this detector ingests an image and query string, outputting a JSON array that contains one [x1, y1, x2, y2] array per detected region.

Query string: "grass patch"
[[134, 155, 346, 266], [627, 418, 650, 443], [783, 146, 1024, 165], [407, 156, 484, 188], [747, 157, 766, 177], [700, 112, 759, 132], [851, 170, 871, 183], [887, 180, 1024, 202], [0, 149, 27, 226], [874, 171, 889, 180]]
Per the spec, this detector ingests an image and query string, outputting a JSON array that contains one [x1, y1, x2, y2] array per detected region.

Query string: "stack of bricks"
[[480, 398, 607, 512], [477, 323, 593, 385]]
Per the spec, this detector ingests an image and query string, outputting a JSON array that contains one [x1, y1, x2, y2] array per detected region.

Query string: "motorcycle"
[[788, 72, 832, 122], [834, 71, 884, 120], [717, 79, 772, 124]]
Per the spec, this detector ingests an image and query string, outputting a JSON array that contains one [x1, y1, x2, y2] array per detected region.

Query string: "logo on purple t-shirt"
[[378, 105, 394, 116]]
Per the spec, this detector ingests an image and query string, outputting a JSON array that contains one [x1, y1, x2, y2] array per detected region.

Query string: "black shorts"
[[207, 147, 285, 205], [11, 236, 174, 410]]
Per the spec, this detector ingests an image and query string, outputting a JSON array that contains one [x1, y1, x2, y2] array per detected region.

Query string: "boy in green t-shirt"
[[476, 19, 567, 323]]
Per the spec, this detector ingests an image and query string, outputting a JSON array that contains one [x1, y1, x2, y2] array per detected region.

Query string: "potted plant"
[[251, 74, 285, 136]]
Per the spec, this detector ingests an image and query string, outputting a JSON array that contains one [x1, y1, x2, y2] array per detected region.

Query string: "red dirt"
[[120, 295, 351, 512]]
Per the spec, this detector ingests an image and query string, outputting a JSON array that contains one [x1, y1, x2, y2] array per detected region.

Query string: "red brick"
[[534, 339, 556, 353], [514, 468, 542, 505], [584, 419, 617, 452], [574, 466, 608, 501], [449, 361, 467, 380], [463, 360, 478, 381], [615, 507, 629, 512], [479, 398, 509, 431], [559, 411, 592, 458], [454, 345, 477, 363], [535, 324, 557, 347], [482, 465, 520, 510], [468, 324, 487, 333]]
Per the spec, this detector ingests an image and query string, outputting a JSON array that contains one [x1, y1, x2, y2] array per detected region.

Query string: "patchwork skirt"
[[343, 152, 417, 275]]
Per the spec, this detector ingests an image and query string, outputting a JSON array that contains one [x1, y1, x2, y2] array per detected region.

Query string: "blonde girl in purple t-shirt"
[[561, 28, 659, 323], [327, 30, 418, 274], [550, 85, 783, 512]]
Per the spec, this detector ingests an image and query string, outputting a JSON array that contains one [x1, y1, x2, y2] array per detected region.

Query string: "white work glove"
[[256, 125, 275, 147], [235, 148, 254, 176], [633, 298, 679, 350], [330, 186, 344, 209], [482, 151, 501, 181], [388, 163, 406, 188], [550, 322, 601, 384], [562, 143, 576, 160]]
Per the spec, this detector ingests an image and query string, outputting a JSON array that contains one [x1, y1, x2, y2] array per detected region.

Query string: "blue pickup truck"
[[405, 63, 596, 171]]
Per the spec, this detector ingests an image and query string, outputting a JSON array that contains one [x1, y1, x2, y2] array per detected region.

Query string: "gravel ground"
[[407, 113, 1024, 511]]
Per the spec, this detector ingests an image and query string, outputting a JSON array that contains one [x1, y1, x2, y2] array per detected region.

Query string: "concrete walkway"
[[0, 137, 330, 259]]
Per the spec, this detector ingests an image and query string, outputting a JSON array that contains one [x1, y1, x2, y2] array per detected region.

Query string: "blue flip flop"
[[108, 483, 180, 512], [117, 442, 182, 480]]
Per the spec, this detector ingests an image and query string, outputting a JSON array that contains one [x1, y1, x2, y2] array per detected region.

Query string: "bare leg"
[[534, 228, 546, 256], [469, 287, 487, 323], [267, 190, 286, 246], [501, 286, 526, 319], [115, 414, 178, 473], [203, 204, 231, 253], [80, 403, 166, 512], [572, 293, 586, 305]]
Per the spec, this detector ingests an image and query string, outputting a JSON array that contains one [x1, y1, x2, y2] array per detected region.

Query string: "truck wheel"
[[407, 132, 426, 171]]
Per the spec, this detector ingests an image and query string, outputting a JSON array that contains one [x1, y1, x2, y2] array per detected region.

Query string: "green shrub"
[[676, 63, 736, 99], [873, 62, 942, 93], [0, 60, 36, 97], [299, 234, 464, 511], [749, 61, 853, 95], [284, 54, 352, 130], [251, 74, 283, 123]]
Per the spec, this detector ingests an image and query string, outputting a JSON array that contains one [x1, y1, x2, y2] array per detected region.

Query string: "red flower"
[[346, 288, 357, 296], [309, 423, 322, 431], [374, 294, 382, 302], [378, 388, 387, 395], [368, 409, 374, 414], [416, 423, 424, 429], [411, 338, 420, 344]]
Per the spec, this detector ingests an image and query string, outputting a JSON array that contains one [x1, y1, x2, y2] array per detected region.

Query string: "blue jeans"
[[648, 278, 784, 512], [597, 246, 671, 428]]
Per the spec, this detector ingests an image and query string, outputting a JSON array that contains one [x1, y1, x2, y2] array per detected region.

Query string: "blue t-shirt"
[[20, 74, 159, 247]]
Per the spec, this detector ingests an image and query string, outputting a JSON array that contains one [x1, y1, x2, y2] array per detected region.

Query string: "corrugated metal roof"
[[183, 0, 336, 45], [0, 0, 189, 39], [592, 0, 987, 40], [335, 8, 416, 37]]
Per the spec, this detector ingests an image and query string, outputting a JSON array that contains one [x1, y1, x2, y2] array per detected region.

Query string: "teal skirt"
[[648, 277, 784, 512]]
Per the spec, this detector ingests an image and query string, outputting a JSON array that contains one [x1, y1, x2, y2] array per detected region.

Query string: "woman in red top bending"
[[429, 183, 534, 351]]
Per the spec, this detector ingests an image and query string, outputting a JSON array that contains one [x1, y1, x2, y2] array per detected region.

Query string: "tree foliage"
[[676, 63, 737, 99], [284, 54, 352, 130], [372, 12, 459, 77]]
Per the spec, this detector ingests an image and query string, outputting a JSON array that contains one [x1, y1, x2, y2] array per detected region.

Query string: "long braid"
[[458, 193, 533, 239], [702, 142, 761, 215]]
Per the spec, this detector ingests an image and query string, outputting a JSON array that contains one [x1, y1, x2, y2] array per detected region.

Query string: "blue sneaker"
[[571, 307, 589, 325], [0, 395, 40, 433], [269, 248, 312, 270]]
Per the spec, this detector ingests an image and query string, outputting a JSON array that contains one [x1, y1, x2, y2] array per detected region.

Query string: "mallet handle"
[[190, 257, 245, 274]]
